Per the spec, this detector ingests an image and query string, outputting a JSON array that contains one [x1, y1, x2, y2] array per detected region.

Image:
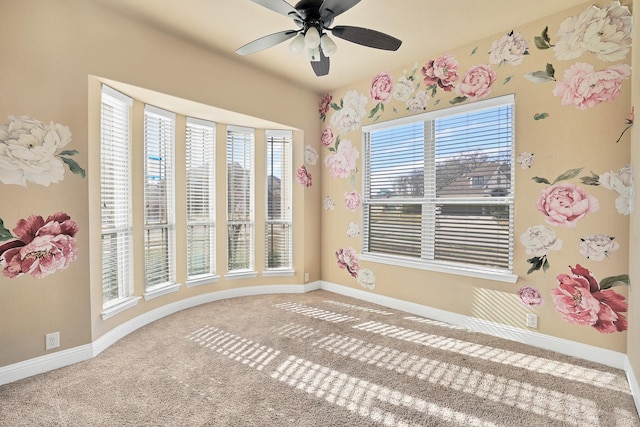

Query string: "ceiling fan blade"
[[320, 0, 360, 21], [251, 0, 300, 19], [310, 51, 330, 76], [330, 25, 402, 51], [236, 30, 299, 55]]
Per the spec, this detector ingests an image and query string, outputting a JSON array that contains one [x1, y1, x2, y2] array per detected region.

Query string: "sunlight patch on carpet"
[[323, 300, 394, 316], [313, 333, 602, 426], [186, 325, 280, 370], [272, 323, 320, 340], [271, 355, 500, 427], [273, 302, 359, 323], [352, 321, 631, 394]]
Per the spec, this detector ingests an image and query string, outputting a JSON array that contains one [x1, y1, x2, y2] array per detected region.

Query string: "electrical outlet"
[[304, 272, 309, 282], [46, 331, 60, 350], [526, 314, 538, 329]]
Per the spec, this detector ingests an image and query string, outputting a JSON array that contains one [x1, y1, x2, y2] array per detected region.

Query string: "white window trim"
[[262, 269, 295, 278], [100, 85, 134, 309], [224, 271, 259, 280], [265, 129, 293, 271], [226, 125, 255, 274], [359, 253, 518, 283], [101, 296, 141, 320], [143, 282, 182, 300], [361, 94, 517, 282], [143, 105, 177, 292], [362, 94, 515, 132], [186, 116, 217, 280], [186, 274, 220, 288]]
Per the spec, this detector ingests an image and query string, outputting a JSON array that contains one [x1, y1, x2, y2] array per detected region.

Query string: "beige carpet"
[[1, 290, 639, 426]]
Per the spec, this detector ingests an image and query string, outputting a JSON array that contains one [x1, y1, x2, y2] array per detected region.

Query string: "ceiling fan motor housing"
[[293, 0, 334, 30]]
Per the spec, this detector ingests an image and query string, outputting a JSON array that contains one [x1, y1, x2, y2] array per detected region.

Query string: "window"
[[265, 130, 293, 272], [186, 117, 217, 284], [226, 126, 255, 273], [100, 85, 133, 308], [362, 94, 515, 282], [144, 105, 177, 293]]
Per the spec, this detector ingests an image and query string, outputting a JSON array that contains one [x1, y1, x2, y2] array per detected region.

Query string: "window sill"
[[262, 269, 295, 278], [143, 282, 182, 300], [360, 253, 518, 284], [224, 271, 258, 280], [186, 274, 220, 288], [101, 296, 141, 320]]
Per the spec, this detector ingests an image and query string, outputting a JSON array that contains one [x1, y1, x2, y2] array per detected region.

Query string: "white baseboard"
[[0, 283, 319, 386], [320, 281, 640, 417], [625, 357, 640, 414], [0, 344, 94, 386], [319, 281, 627, 369]]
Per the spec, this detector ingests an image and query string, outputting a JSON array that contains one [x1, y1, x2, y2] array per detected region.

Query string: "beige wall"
[[0, 0, 322, 366], [0, 0, 636, 380], [627, 0, 640, 394], [321, 0, 633, 353]]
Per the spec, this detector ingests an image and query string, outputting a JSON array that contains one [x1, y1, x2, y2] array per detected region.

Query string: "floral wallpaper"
[[0, 115, 85, 187], [0, 212, 79, 279], [318, 1, 633, 334], [0, 115, 84, 280]]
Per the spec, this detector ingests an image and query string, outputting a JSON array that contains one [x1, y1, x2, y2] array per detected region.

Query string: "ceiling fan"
[[236, 0, 402, 77]]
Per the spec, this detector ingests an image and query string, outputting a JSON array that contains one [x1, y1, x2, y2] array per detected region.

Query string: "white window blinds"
[[363, 121, 426, 259], [363, 94, 515, 273], [186, 117, 216, 279], [432, 101, 514, 269], [101, 85, 133, 306], [265, 130, 293, 270], [144, 105, 176, 289], [226, 126, 254, 272]]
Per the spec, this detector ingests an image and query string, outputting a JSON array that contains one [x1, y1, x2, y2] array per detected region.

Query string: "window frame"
[[185, 117, 218, 286], [225, 125, 256, 279], [100, 85, 140, 318], [143, 104, 180, 298], [264, 129, 294, 276], [361, 94, 518, 283]]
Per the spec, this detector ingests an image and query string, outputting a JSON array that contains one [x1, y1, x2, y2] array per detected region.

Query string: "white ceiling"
[[91, 0, 590, 94]]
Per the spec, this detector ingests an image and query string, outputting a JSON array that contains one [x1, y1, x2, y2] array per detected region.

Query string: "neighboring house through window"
[[362, 94, 516, 282]]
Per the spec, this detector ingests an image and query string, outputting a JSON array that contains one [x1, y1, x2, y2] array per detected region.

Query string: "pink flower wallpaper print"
[[519, 286, 543, 307], [318, 94, 332, 122], [552, 62, 631, 110], [296, 164, 312, 187], [0, 212, 79, 279], [421, 54, 460, 93], [336, 247, 359, 278], [551, 265, 629, 333], [536, 182, 600, 228]]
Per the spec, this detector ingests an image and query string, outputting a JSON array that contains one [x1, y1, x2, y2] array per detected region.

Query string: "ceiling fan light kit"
[[320, 33, 337, 57], [288, 33, 306, 54], [236, 0, 402, 76]]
